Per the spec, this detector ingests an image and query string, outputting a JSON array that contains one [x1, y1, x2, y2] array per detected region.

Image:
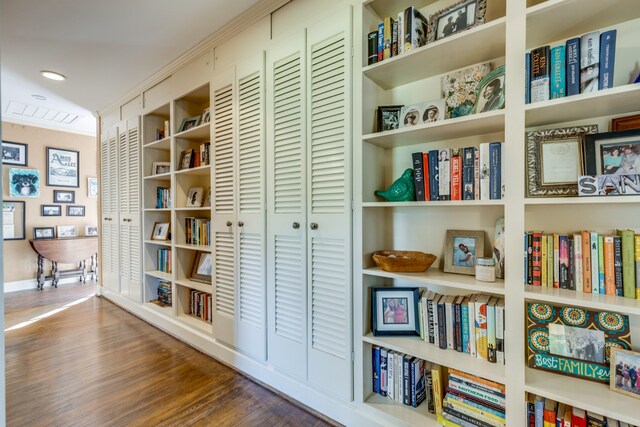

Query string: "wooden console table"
[[29, 237, 98, 290]]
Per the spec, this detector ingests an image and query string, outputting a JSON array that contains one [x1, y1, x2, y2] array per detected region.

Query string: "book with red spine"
[[532, 232, 543, 286], [451, 148, 462, 200], [604, 235, 615, 295], [423, 152, 430, 201]]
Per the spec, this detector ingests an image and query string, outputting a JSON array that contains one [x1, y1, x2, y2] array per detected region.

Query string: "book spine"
[[468, 297, 477, 357], [423, 152, 430, 201], [495, 302, 505, 365], [599, 30, 616, 90], [474, 149, 480, 200], [427, 296, 436, 344], [535, 397, 545, 427], [532, 232, 542, 286], [528, 233, 533, 286], [454, 301, 462, 352], [461, 303, 469, 354], [580, 31, 600, 93], [531, 45, 550, 102], [541, 235, 548, 287], [591, 232, 600, 294], [559, 235, 569, 289], [432, 367, 444, 416], [553, 234, 559, 288], [379, 348, 388, 396], [372, 346, 380, 394], [487, 301, 497, 363], [439, 149, 451, 201], [451, 151, 462, 201], [614, 236, 623, 297], [475, 299, 488, 360], [397, 12, 404, 55], [442, 406, 494, 427], [448, 381, 505, 408], [480, 143, 490, 201], [412, 152, 426, 201], [489, 142, 501, 200], [420, 294, 426, 341], [550, 46, 566, 98], [635, 235, 640, 299], [429, 149, 440, 201], [582, 231, 592, 293], [566, 37, 580, 96], [403, 356, 411, 405], [445, 298, 455, 350], [617, 229, 636, 298], [377, 23, 384, 62], [426, 370, 435, 413], [396, 353, 403, 402], [383, 17, 393, 60], [445, 391, 506, 420], [412, 359, 426, 407], [403, 7, 413, 52], [569, 238, 574, 290], [463, 147, 475, 200], [387, 351, 394, 400], [501, 143, 505, 199], [444, 397, 505, 426], [391, 19, 398, 57], [438, 300, 447, 349], [598, 235, 605, 294], [547, 235, 554, 287], [524, 232, 529, 285], [525, 52, 531, 104], [604, 236, 615, 295], [574, 234, 583, 292]]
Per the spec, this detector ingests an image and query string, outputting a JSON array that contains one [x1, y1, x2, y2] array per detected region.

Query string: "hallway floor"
[[5, 283, 335, 426]]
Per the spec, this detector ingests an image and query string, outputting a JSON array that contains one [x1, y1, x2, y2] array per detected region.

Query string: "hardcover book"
[[489, 142, 501, 200], [566, 37, 580, 96], [377, 23, 384, 62], [367, 31, 378, 65], [383, 17, 393, 60], [495, 299, 505, 365], [428, 149, 440, 201], [613, 235, 623, 296], [616, 229, 635, 298], [411, 152, 426, 201], [598, 235, 605, 294], [599, 30, 616, 90], [462, 147, 475, 200], [475, 295, 490, 360], [391, 19, 398, 57], [397, 12, 404, 55], [525, 52, 531, 104], [581, 230, 592, 293], [532, 232, 542, 286], [403, 7, 428, 51], [380, 348, 388, 396], [531, 45, 550, 102], [487, 297, 497, 363], [573, 234, 583, 292], [438, 148, 451, 201], [590, 231, 600, 294], [479, 143, 490, 200], [450, 148, 462, 200], [550, 45, 566, 99], [580, 31, 600, 93], [423, 152, 430, 201]]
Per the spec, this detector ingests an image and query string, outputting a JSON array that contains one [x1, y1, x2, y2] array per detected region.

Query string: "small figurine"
[[374, 168, 415, 202]]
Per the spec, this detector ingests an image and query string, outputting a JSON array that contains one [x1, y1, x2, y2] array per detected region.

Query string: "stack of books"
[[527, 393, 636, 427], [367, 7, 428, 65], [420, 291, 505, 365], [185, 217, 210, 246], [440, 369, 505, 426], [157, 280, 172, 306], [156, 187, 171, 209], [411, 142, 504, 202], [157, 248, 171, 273], [524, 230, 640, 299], [190, 289, 212, 323]]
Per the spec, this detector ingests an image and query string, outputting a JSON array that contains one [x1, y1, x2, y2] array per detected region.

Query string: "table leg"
[[80, 260, 87, 283], [37, 255, 45, 291], [52, 262, 60, 288]]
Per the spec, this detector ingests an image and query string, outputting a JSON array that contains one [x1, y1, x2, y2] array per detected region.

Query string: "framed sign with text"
[[47, 147, 79, 188]]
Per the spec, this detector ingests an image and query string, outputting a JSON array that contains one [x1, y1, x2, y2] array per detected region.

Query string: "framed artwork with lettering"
[[47, 147, 79, 188], [527, 303, 631, 384]]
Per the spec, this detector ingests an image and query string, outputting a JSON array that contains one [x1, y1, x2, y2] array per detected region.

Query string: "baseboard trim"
[[4, 277, 87, 293]]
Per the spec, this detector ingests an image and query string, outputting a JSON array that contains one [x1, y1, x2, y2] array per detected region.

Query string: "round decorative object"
[[372, 250, 437, 273], [605, 341, 624, 361], [597, 312, 626, 332], [529, 328, 550, 352], [528, 303, 554, 323], [560, 307, 588, 326]]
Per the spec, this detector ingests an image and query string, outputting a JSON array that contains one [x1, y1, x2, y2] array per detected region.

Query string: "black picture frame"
[[376, 105, 403, 132], [372, 287, 420, 336], [53, 190, 75, 204], [3, 200, 26, 240], [46, 147, 80, 188], [2, 141, 28, 166], [584, 129, 640, 176], [427, 0, 487, 43], [33, 227, 55, 240], [178, 115, 201, 133], [41, 204, 62, 216], [67, 205, 85, 216]]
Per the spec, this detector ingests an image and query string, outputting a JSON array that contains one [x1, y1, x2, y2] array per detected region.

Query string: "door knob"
[[226, 221, 232, 227], [104, 217, 109, 221], [310, 222, 318, 230], [237, 221, 244, 227], [292, 222, 300, 229]]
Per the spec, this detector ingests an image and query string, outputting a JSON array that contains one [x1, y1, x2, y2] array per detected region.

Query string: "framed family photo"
[[85, 225, 99, 236], [9, 168, 40, 198], [610, 348, 640, 400], [47, 147, 79, 188], [190, 251, 213, 284], [53, 190, 75, 204], [371, 287, 420, 336], [33, 227, 55, 240], [57, 225, 77, 238], [67, 205, 85, 216], [376, 105, 403, 132], [2, 141, 28, 166], [444, 229, 485, 275], [584, 129, 640, 176], [41, 205, 62, 216], [152, 161, 171, 175], [427, 0, 487, 43], [399, 99, 445, 128], [472, 66, 505, 114], [178, 115, 201, 133]]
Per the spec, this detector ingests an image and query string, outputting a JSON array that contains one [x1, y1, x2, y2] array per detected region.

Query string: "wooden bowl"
[[372, 250, 437, 273]]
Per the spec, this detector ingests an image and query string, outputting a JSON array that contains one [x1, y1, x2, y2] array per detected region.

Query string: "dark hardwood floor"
[[5, 282, 336, 426]]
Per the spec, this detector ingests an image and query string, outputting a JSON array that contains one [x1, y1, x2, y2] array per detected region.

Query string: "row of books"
[[184, 217, 210, 246], [411, 142, 504, 202], [190, 289, 212, 323], [156, 187, 171, 209], [157, 248, 171, 274], [178, 142, 210, 170], [371, 345, 428, 409], [420, 291, 505, 364], [367, 6, 428, 65], [527, 393, 636, 427], [524, 230, 640, 299], [157, 280, 172, 306], [527, 30, 616, 103]]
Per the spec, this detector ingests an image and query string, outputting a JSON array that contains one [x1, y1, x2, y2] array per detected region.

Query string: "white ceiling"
[[1, 0, 261, 136]]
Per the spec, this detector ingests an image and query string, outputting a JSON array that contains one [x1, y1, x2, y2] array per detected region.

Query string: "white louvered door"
[[101, 126, 119, 292], [266, 32, 308, 379], [212, 68, 237, 346], [235, 54, 267, 361], [306, 9, 353, 401]]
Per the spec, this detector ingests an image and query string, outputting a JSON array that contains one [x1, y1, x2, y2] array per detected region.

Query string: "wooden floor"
[[5, 283, 336, 426]]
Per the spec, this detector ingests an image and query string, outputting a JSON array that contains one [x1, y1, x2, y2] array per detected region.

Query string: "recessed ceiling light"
[[32, 94, 47, 101], [40, 70, 66, 81]]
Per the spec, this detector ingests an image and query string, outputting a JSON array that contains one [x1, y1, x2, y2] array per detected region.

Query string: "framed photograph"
[[9, 168, 40, 197], [203, 188, 211, 208], [2, 141, 28, 166], [3, 201, 25, 240], [427, 0, 487, 43], [179, 149, 194, 170], [67, 205, 85, 216], [178, 115, 201, 133], [88, 177, 98, 198], [53, 190, 75, 204], [526, 125, 598, 197], [399, 99, 446, 128], [441, 63, 491, 118], [186, 187, 204, 208], [151, 222, 170, 241], [376, 105, 403, 132], [152, 161, 171, 175], [612, 114, 640, 132], [201, 107, 211, 124], [46, 147, 79, 188], [527, 303, 631, 384], [610, 348, 640, 399], [41, 205, 62, 216], [472, 65, 505, 114], [372, 287, 420, 336], [444, 229, 485, 275], [33, 227, 55, 240], [584, 129, 640, 176], [57, 225, 77, 238], [85, 225, 99, 236], [190, 251, 213, 284]]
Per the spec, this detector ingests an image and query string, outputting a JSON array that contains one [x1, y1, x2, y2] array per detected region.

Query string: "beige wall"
[[2, 122, 98, 284]]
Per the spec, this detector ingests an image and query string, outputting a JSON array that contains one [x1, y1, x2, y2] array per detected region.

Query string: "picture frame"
[[53, 190, 75, 204], [2, 141, 28, 166], [186, 187, 204, 208], [371, 287, 420, 336], [444, 229, 485, 275], [190, 251, 213, 284], [611, 113, 640, 132], [152, 161, 171, 175], [203, 188, 211, 208], [67, 205, 85, 216], [9, 168, 40, 197], [201, 107, 211, 124], [376, 105, 403, 132], [178, 115, 201, 133], [427, 0, 487, 43], [610, 348, 640, 400], [3, 201, 25, 240], [41, 205, 62, 216], [88, 177, 98, 198], [472, 65, 505, 114], [179, 149, 194, 170], [584, 129, 640, 176], [441, 63, 491, 118], [46, 147, 79, 188], [527, 303, 631, 384], [151, 222, 170, 241], [526, 125, 598, 197], [85, 225, 99, 236], [399, 99, 446, 128], [56, 225, 77, 238], [33, 227, 55, 240]]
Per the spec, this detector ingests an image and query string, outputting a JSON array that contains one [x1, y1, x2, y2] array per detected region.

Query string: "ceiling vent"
[[5, 100, 80, 124]]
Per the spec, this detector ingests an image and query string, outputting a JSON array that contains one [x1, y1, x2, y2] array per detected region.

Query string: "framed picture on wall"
[[41, 205, 62, 216], [57, 225, 77, 238], [34, 227, 55, 240], [3, 201, 25, 240], [67, 205, 85, 216], [88, 177, 98, 198], [47, 147, 79, 187], [9, 168, 40, 197], [2, 141, 28, 166], [53, 190, 75, 204]]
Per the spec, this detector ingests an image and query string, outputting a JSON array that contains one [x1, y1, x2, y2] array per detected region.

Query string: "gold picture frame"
[[610, 348, 640, 400], [190, 251, 212, 284]]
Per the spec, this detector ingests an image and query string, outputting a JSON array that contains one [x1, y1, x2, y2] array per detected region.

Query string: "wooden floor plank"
[[5, 283, 337, 427]]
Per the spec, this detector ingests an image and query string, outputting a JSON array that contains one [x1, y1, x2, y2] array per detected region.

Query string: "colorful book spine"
[[461, 298, 470, 354], [553, 234, 559, 288], [525, 52, 531, 104], [531, 45, 550, 102], [383, 17, 393, 60], [475, 295, 490, 360], [445, 295, 455, 350], [532, 232, 542, 286], [423, 152, 430, 201], [598, 235, 605, 295], [604, 236, 615, 295], [547, 235, 554, 288], [411, 358, 426, 407], [573, 234, 583, 292], [429, 149, 440, 201], [380, 348, 388, 396], [468, 295, 477, 357], [635, 235, 640, 299], [541, 235, 548, 287], [463, 147, 475, 200], [372, 346, 381, 394], [489, 142, 501, 200], [580, 31, 600, 93], [550, 45, 566, 99], [559, 235, 569, 289], [495, 299, 505, 365], [569, 238, 575, 290], [591, 232, 600, 294], [487, 297, 497, 363], [614, 236, 623, 297], [391, 19, 398, 57], [566, 37, 581, 96], [411, 152, 426, 201], [599, 30, 617, 90], [581, 230, 592, 293], [617, 229, 636, 298], [439, 149, 451, 201], [433, 295, 441, 348], [474, 149, 480, 200], [377, 23, 384, 62], [403, 355, 411, 405], [387, 351, 395, 400], [437, 296, 447, 349], [397, 12, 404, 55], [451, 149, 462, 201]]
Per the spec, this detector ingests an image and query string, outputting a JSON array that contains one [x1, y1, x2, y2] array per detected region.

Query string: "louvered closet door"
[[306, 8, 353, 401], [122, 117, 142, 302], [266, 32, 308, 379], [235, 54, 267, 361], [212, 67, 237, 347], [101, 126, 119, 292]]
